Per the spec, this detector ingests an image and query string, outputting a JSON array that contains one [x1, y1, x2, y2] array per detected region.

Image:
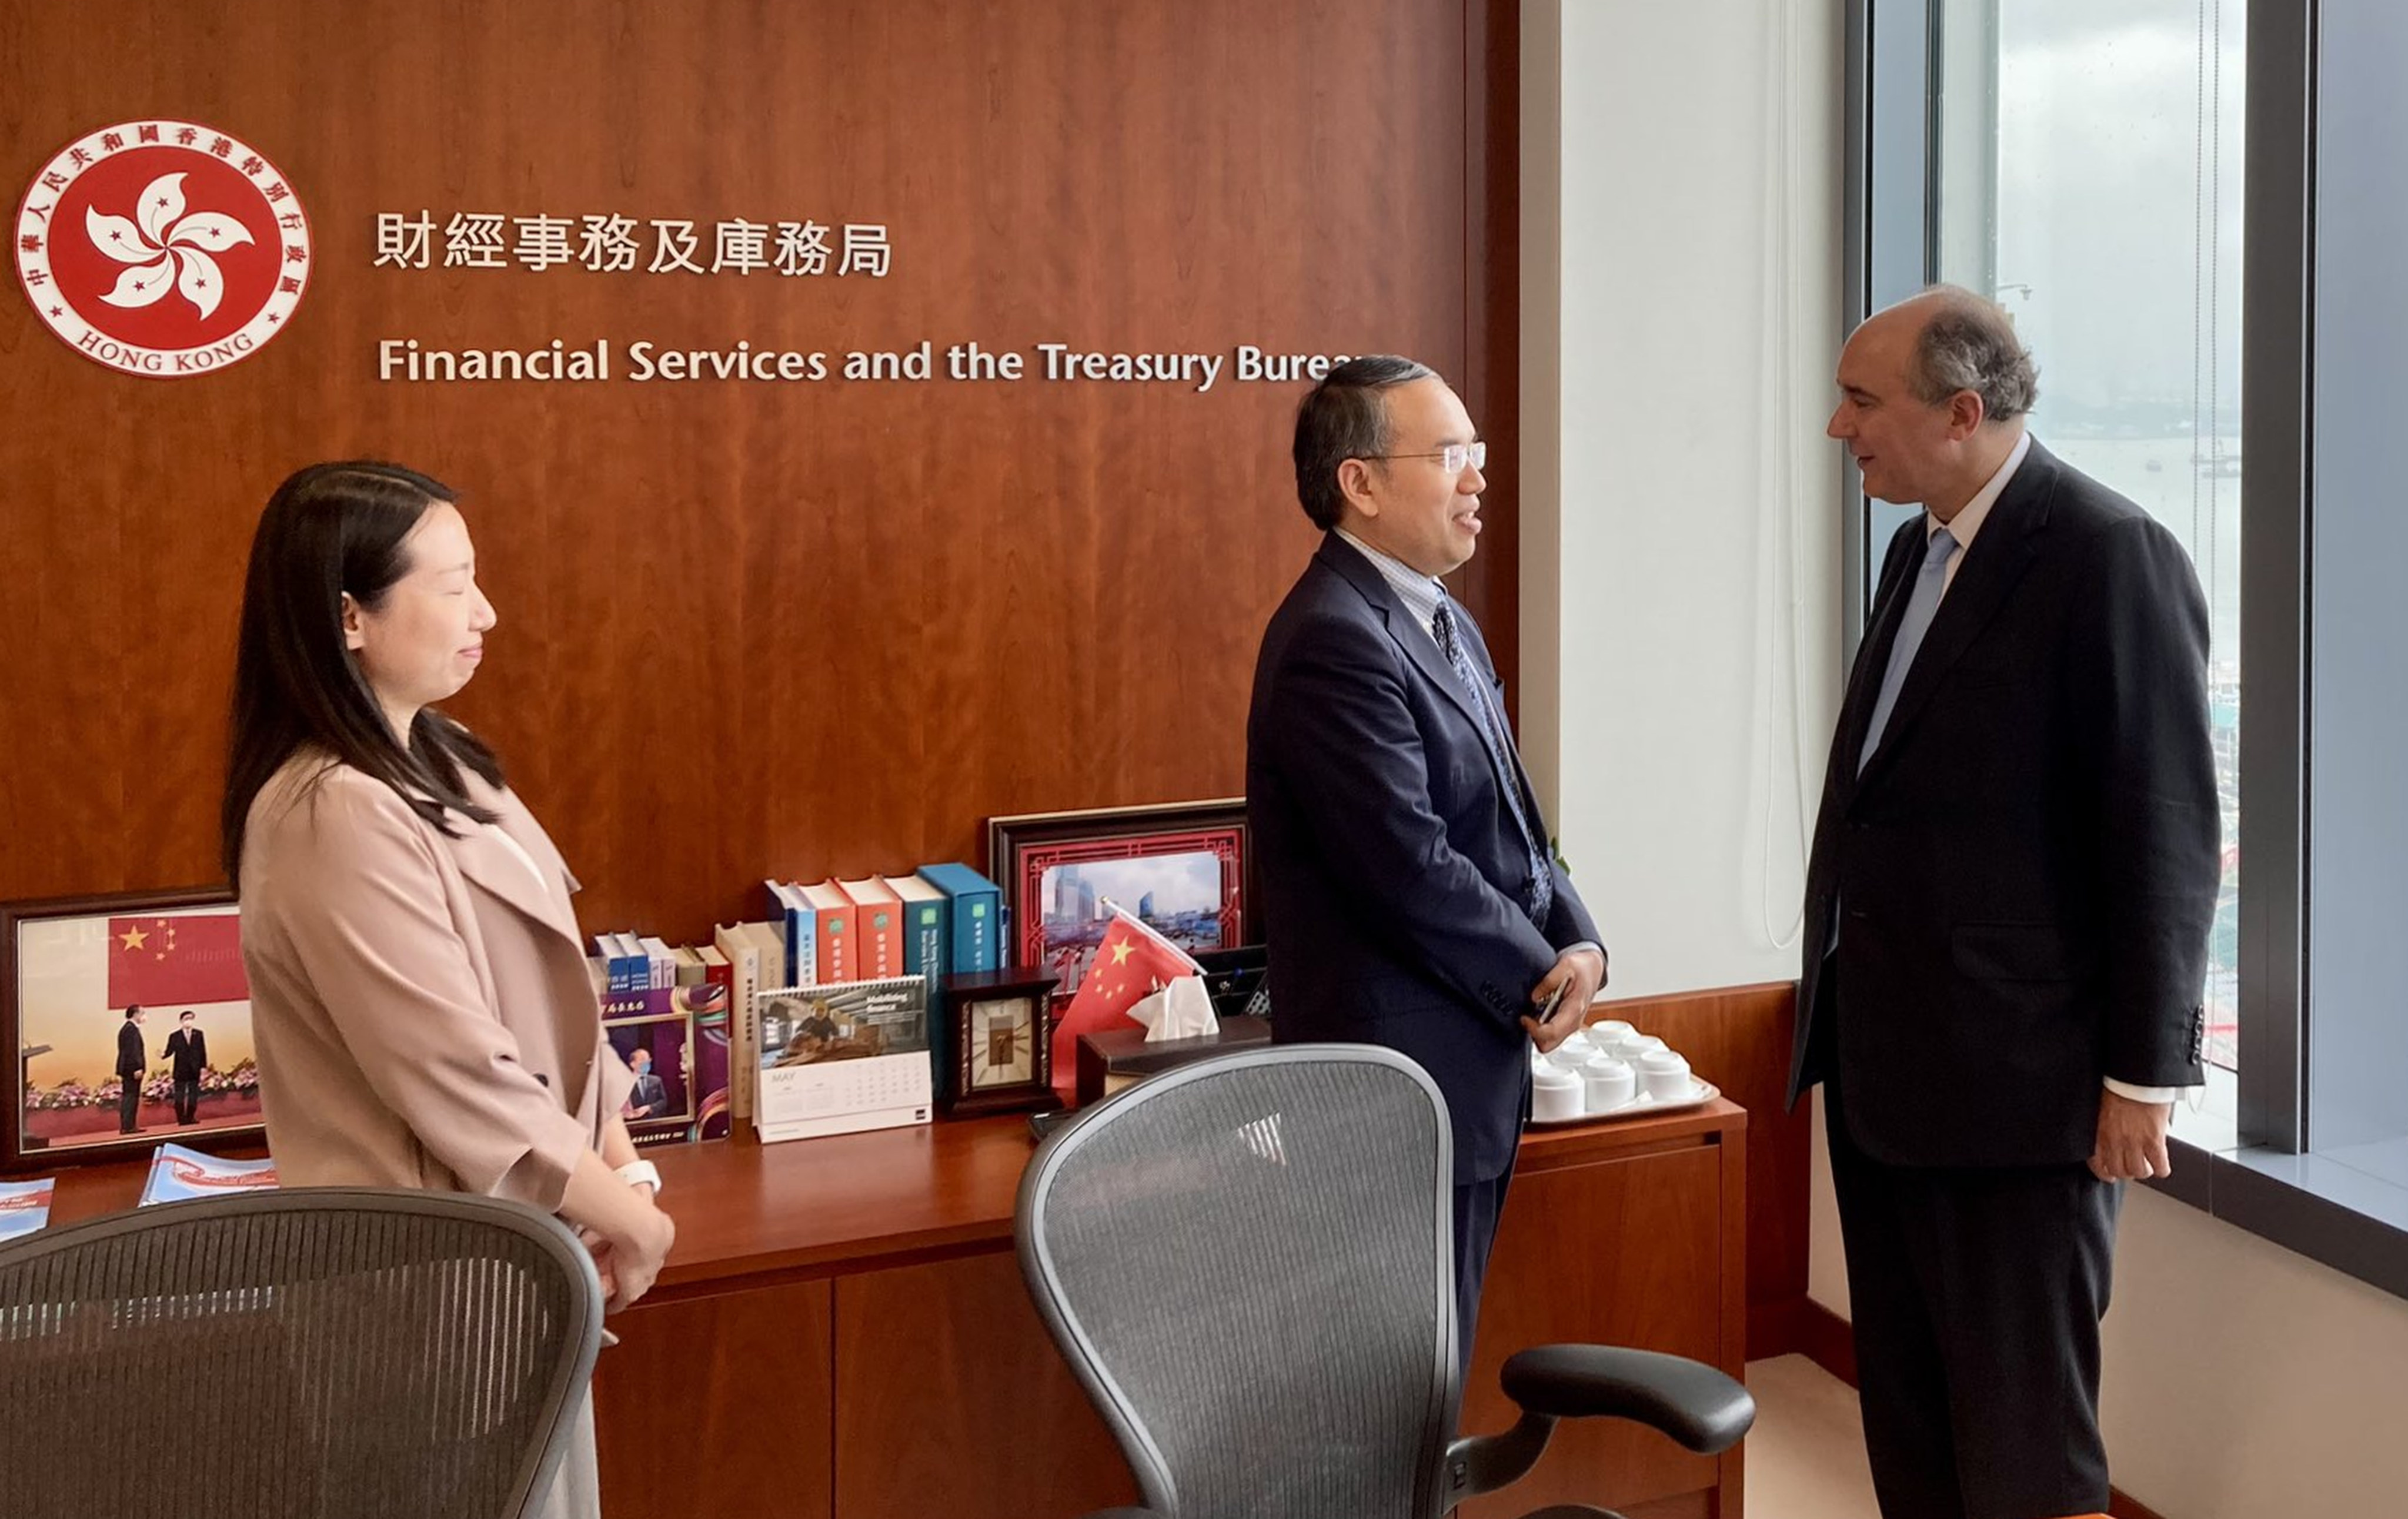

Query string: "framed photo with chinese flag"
[[1, 887, 265, 1172], [986, 799, 1257, 1009]]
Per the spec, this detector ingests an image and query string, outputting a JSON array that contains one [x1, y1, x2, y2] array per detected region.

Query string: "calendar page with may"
[[751, 976, 931, 1141]]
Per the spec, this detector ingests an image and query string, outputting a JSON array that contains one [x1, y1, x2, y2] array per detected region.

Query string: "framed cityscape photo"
[[987, 799, 1254, 1002], [2, 887, 265, 1172]]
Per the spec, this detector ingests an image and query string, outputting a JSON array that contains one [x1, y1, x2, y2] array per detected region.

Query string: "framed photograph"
[[987, 799, 1255, 1001], [599, 992, 697, 1149], [2, 887, 263, 1172]]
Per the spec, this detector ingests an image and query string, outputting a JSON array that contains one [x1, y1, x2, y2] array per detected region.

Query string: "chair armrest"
[[1499, 1345, 1755, 1454]]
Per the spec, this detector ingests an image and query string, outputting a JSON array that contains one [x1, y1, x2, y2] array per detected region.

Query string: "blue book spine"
[[917, 864, 1003, 976], [966, 889, 997, 973], [902, 899, 947, 979], [607, 934, 647, 993], [764, 884, 817, 987]]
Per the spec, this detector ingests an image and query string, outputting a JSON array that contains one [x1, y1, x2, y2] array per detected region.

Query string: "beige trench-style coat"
[[239, 751, 634, 1519]]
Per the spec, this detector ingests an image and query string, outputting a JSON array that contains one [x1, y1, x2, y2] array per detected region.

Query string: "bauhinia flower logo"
[[87, 171, 255, 320], [18, 119, 310, 376]]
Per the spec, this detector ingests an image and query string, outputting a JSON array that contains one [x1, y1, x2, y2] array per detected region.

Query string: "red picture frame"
[[986, 799, 1254, 1002]]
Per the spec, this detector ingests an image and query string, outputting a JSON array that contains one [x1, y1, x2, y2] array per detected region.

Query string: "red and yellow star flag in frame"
[[1050, 902, 1204, 1079], [106, 913, 249, 1009]]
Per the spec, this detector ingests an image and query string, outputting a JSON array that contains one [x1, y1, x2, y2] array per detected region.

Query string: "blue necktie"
[[1432, 595, 1554, 925], [1858, 527, 1959, 774]]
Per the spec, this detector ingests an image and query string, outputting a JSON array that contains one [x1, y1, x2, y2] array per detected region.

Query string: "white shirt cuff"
[[2103, 1076, 2190, 1103]]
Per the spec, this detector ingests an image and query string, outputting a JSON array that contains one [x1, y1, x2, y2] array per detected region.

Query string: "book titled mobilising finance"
[[753, 975, 931, 1142]]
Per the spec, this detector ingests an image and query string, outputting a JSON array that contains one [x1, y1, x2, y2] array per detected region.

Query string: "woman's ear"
[[340, 591, 366, 651]]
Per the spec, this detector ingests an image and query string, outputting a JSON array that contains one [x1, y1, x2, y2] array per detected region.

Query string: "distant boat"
[[2145, 459, 2163, 473]]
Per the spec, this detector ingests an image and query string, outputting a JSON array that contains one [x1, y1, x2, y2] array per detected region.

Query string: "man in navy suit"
[[1793, 287, 2217, 1518], [1247, 356, 1606, 1361]]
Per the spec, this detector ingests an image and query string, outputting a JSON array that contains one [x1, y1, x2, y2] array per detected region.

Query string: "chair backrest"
[[0, 1187, 602, 1519], [1017, 1044, 1458, 1519]]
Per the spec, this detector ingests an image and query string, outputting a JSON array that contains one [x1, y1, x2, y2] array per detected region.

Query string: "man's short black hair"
[[1291, 355, 1438, 530]]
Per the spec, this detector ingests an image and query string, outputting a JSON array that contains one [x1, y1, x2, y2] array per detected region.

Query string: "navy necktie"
[[1432, 595, 1554, 925]]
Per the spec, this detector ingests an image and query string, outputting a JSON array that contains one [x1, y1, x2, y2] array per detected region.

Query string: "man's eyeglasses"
[[1364, 441, 1487, 475]]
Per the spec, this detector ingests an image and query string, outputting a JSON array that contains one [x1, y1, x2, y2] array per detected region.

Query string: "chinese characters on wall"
[[372, 212, 891, 277]]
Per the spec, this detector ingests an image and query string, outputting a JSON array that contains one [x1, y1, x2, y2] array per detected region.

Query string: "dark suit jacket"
[[1248, 535, 1601, 1183], [117, 1022, 146, 1077], [164, 1028, 208, 1081], [626, 1072, 669, 1118], [1789, 440, 2219, 1168]]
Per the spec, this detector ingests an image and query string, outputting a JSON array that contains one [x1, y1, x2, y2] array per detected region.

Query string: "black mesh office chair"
[[1017, 1044, 1754, 1519], [0, 1187, 603, 1519]]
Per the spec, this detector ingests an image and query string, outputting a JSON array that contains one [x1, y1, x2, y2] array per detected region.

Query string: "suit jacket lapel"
[[1449, 605, 1551, 825], [1855, 441, 2058, 788], [440, 777, 585, 951], [1317, 536, 1494, 746]]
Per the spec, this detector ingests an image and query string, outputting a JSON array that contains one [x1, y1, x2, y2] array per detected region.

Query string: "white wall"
[[2101, 1189, 2408, 1514], [1525, 2, 2408, 1513], [1520, 0, 1846, 1002], [1809, 1130, 2408, 1513]]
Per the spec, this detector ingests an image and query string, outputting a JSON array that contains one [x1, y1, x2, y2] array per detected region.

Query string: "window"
[[1930, 0, 2245, 1146], [1855, 0, 2408, 1297]]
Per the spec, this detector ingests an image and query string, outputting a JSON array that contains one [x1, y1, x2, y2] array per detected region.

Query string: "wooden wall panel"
[[1595, 981, 1811, 1350], [0, 0, 1517, 943]]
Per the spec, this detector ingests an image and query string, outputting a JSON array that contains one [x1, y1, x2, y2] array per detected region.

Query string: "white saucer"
[[1531, 1078, 1721, 1126]]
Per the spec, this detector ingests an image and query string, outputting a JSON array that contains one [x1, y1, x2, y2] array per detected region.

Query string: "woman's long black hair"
[[221, 461, 503, 887]]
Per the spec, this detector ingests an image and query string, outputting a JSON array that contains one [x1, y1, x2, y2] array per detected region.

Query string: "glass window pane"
[[1933, 1, 2246, 1136]]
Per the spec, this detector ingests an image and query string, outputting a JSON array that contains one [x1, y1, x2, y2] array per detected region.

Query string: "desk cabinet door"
[[833, 1250, 1137, 1519], [1460, 1145, 1727, 1518], [597, 1278, 836, 1519]]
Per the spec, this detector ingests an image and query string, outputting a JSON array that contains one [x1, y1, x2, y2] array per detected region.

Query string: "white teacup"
[[1544, 1029, 1597, 1068], [1638, 1048, 1694, 1102], [1596, 1028, 1648, 1061], [1589, 1019, 1636, 1048], [1532, 1065, 1584, 1121], [1626, 1034, 1668, 1062], [1580, 1054, 1636, 1113]]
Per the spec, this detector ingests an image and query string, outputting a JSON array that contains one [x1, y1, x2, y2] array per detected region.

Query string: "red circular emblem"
[[14, 120, 310, 377]]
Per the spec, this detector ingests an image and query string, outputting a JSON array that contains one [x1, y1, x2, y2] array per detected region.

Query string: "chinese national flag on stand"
[[107, 915, 250, 1009], [1051, 904, 1203, 1080]]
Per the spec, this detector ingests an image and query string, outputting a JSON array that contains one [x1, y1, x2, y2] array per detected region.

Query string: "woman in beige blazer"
[[221, 461, 673, 1519]]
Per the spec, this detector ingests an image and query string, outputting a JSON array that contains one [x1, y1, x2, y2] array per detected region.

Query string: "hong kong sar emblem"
[[14, 120, 311, 377]]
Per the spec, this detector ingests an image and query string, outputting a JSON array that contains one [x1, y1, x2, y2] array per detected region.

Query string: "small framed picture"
[[599, 994, 697, 1147], [986, 799, 1255, 1003], [2, 887, 265, 1172]]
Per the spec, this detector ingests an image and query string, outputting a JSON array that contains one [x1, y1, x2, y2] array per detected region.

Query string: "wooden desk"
[[38, 1100, 1746, 1519], [598, 1100, 1746, 1519]]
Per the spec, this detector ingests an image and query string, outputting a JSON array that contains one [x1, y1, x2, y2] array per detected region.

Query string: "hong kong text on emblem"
[[14, 120, 312, 377]]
